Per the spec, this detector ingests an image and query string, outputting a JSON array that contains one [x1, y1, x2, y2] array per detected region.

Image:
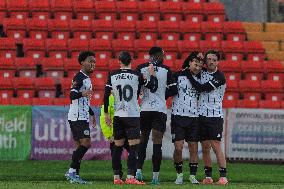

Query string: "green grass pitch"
[[0, 160, 283, 189]]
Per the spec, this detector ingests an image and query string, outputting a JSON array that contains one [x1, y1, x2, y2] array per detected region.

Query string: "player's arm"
[[70, 76, 83, 100], [187, 71, 226, 92], [104, 75, 112, 113], [139, 64, 158, 92], [165, 69, 178, 99]]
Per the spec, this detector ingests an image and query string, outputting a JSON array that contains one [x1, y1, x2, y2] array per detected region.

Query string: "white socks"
[[153, 172, 159, 180]]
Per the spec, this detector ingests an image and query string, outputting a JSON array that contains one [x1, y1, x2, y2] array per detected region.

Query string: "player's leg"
[[171, 115, 185, 185], [173, 140, 184, 185], [199, 117, 214, 184], [208, 118, 228, 185], [112, 117, 125, 184], [66, 121, 91, 184], [151, 112, 167, 185], [136, 112, 151, 181], [124, 118, 145, 185], [113, 139, 125, 184], [187, 117, 200, 184]]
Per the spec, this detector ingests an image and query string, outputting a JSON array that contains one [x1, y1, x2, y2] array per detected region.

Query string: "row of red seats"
[[0, 38, 265, 60], [225, 92, 284, 102], [223, 99, 284, 109], [0, 1, 223, 22], [3, 19, 245, 42]]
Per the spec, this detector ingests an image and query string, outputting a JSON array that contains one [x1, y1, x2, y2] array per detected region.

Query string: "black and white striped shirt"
[[137, 61, 175, 114], [68, 70, 94, 122], [104, 68, 157, 117], [187, 69, 226, 118], [171, 69, 199, 117]]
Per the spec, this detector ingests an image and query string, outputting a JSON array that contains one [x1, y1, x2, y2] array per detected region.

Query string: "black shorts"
[[199, 116, 224, 141], [113, 116, 140, 140], [171, 115, 200, 143], [140, 111, 167, 133], [68, 120, 90, 141]]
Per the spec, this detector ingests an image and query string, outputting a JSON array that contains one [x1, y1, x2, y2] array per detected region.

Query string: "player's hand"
[[91, 115, 96, 128], [104, 113, 112, 127], [82, 90, 93, 98], [148, 63, 155, 76]]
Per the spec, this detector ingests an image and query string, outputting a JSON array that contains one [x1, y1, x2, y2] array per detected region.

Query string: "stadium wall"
[[0, 106, 283, 161]]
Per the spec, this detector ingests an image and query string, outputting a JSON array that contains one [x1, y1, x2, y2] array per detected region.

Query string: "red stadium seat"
[[222, 41, 244, 61], [0, 58, 15, 78], [60, 77, 72, 97], [72, 0, 94, 21], [203, 2, 225, 22], [68, 39, 90, 58], [112, 40, 135, 57], [132, 58, 146, 69], [259, 100, 281, 109], [114, 20, 136, 40], [34, 78, 56, 98], [178, 41, 200, 59], [12, 77, 34, 98], [70, 20, 92, 40], [95, 1, 116, 21], [29, 0, 50, 20], [156, 40, 178, 60], [108, 59, 120, 71], [243, 92, 261, 101], [7, 0, 28, 19], [136, 21, 158, 40], [263, 60, 284, 74], [180, 21, 201, 42], [239, 80, 261, 92], [116, 1, 138, 21], [32, 98, 53, 105], [265, 93, 284, 102], [23, 39, 45, 59], [91, 90, 104, 106], [135, 40, 156, 60], [46, 39, 68, 59], [226, 79, 239, 92], [199, 40, 221, 53], [15, 57, 37, 78], [188, 0, 206, 3], [0, 78, 14, 99], [237, 99, 258, 108], [201, 22, 223, 42], [223, 99, 237, 108], [244, 41, 265, 61], [160, 1, 182, 22], [0, 0, 6, 22], [50, 0, 73, 21], [241, 61, 263, 80], [10, 98, 32, 105], [41, 58, 64, 79], [223, 22, 246, 41], [0, 98, 10, 105], [26, 19, 48, 40], [93, 20, 114, 40], [138, 1, 160, 21], [3, 18, 26, 41], [53, 98, 70, 106], [48, 19, 70, 40], [261, 80, 283, 92], [174, 59, 183, 71], [218, 60, 241, 72], [63, 59, 81, 78], [183, 2, 204, 23], [91, 71, 108, 90], [224, 72, 241, 83], [158, 21, 180, 41], [0, 38, 16, 59], [90, 39, 112, 63], [95, 59, 109, 71]]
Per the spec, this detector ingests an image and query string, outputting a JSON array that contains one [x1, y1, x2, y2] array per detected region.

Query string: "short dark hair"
[[78, 51, 95, 65], [118, 51, 132, 66], [149, 46, 163, 56], [182, 51, 201, 69], [205, 50, 221, 61]]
